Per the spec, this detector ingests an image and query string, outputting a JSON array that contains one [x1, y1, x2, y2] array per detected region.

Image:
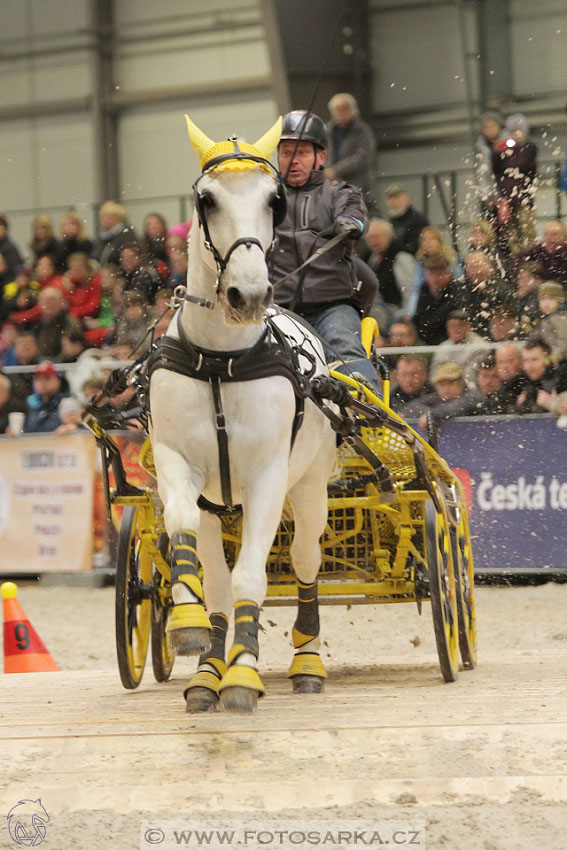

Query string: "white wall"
[[1, 0, 566, 260]]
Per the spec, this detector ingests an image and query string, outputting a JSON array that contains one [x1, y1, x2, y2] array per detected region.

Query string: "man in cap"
[[384, 186, 428, 256], [413, 253, 467, 345], [430, 308, 487, 387], [531, 280, 567, 362], [403, 361, 482, 429], [24, 360, 69, 433], [271, 109, 379, 390]]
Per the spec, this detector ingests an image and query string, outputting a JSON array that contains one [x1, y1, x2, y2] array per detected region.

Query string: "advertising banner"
[[438, 416, 567, 568], [0, 432, 96, 573]]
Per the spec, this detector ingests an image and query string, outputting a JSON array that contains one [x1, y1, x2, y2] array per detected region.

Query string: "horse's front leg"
[[218, 459, 289, 714], [152, 442, 211, 656]]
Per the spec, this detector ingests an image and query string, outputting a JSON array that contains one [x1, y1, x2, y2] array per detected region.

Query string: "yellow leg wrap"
[[175, 573, 204, 602], [184, 670, 222, 696], [288, 652, 328, 679], [166, 602, 211, 634], [292, 627, 318, 649], [218, 664, 265, 696]]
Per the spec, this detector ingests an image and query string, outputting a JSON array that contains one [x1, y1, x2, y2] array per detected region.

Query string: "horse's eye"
[[200, 193, 216, 211]]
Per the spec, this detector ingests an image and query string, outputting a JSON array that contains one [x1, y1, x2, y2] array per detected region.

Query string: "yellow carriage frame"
[[85, 319, 477, 691]]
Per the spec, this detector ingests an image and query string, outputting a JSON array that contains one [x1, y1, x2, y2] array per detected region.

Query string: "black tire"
[[151, 569, 175, 683], [115, 505, 152, 689], [425, 499, 459, 683], [450, 509, 477, 669]]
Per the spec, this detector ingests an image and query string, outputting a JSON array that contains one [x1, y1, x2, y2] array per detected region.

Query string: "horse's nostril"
[[226, 287, 246, 310], [262, 285, 274, 308]]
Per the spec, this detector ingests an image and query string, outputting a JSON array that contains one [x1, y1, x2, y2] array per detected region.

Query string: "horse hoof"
[[292, 675, 324, 694], [219, 686, 258, 714], [185, 687, 219, 713], [167, 627, 211, 657]]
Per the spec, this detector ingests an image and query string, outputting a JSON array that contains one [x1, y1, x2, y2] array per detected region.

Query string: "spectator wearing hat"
[[325, 93, 377, 212], [384, 186, 429, 256], [403, 361, 482, 429], [413, 253, 468, 345], [0, 214, 25, 282], [530, 281, 567, 362], [390, 354, 433, 414], [430, 309, 487, 388], [55, 395, 85, 435], [24, 361, 69, 433], [492, 113, 537, 256], [474, 355, 502, 414], [515, 220, 567, 290], [516, 338, 567, 414], [474, 111, 502, 217]]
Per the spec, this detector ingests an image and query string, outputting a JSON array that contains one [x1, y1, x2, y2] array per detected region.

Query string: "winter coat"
[[24, 390, 69, 433], [516, 364, 567, 414], [402, 388, 483, 421], [492, 141, 537, 207], [0, 234, 24, 279], [327, 116, 377, 206], [388, 206, 429, 256], [92, 223, 139, 268], [413, 280, 469, 345], [270, 171, 368, 310]]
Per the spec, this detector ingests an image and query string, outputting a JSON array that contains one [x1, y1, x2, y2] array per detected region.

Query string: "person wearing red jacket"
[[63, 252, 102, 322]]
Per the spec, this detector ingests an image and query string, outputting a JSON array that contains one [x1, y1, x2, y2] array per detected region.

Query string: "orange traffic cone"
[[2, 582, 59, 673]]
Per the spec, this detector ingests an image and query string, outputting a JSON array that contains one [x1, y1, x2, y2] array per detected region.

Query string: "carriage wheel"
[[115, 505, 153, 689], [450, 509, 477, 669], [425, 499, 459, 682], [151, 552, 175, 683]]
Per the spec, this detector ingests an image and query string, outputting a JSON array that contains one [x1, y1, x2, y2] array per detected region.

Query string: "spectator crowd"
[[1, 105, 567, 436]]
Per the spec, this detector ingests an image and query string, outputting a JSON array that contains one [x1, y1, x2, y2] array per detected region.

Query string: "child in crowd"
[[531, 281, 567, 362]]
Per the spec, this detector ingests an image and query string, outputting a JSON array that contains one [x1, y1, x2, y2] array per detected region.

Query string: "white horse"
[[149, 115, 337, 713]]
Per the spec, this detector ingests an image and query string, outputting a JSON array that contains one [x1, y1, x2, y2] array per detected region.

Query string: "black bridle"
[[190, 140, 286, 310]]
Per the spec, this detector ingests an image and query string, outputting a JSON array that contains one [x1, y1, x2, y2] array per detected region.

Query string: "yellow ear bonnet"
[[185, 115, 282, 173]]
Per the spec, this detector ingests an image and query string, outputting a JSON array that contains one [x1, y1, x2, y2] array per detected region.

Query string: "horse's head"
[[186, 115, 285, 325]]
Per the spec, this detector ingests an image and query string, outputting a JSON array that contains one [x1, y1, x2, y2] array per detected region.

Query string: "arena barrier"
[[0, 415, 565, 574], [434, 414, 567, 570]]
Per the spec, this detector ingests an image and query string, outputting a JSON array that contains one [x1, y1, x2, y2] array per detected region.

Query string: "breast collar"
[[148, 307, 314, 394], [147, 306, 316, 513]]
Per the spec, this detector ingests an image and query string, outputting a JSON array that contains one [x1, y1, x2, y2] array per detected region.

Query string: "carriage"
[[83, 113, 476, 713]]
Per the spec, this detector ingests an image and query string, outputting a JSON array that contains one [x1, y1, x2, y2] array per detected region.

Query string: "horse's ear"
[[184, 114, 215, 160], [253, 116, 283, 161]]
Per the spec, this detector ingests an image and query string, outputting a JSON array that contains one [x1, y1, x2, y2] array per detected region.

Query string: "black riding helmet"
[[280, 110, 328, 151]]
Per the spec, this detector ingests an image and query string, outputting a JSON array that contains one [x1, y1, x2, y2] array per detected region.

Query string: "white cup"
[[8, 412, 25, 435]]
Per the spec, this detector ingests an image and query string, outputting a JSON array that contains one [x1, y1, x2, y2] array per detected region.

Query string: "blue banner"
[[435, 416, 567, 568]]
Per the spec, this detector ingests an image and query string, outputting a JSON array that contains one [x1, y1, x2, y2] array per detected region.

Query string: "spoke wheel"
[[425, 499, 459, 683], [151, 546, 175, 682], [450, 509, 477, 669], [115, 505, 152, 689]]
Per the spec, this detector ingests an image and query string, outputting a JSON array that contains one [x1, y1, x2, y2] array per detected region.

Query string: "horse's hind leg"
[[185, 512, 232, 713], [286, 455, 333, 694], [152, 443, 211, 656]]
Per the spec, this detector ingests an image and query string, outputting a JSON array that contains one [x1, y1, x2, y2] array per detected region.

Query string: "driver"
[[270, 110, 379, 391]]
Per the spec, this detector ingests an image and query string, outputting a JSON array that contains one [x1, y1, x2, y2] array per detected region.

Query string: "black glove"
[[334, 215, 364, 237]]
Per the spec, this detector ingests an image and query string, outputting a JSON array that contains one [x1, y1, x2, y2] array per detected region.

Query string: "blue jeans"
[[302, 303, 381, 394]]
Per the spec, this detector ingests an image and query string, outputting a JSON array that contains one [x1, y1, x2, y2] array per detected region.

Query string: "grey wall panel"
[[510, 0, 567, 96]]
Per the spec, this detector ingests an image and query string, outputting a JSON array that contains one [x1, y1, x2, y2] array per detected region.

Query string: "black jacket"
[[271, 171, 368, 310], [389, 206, 429, 256]]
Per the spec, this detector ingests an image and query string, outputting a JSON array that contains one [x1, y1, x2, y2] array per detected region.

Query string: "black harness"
[[147, 308, 316, 513]]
